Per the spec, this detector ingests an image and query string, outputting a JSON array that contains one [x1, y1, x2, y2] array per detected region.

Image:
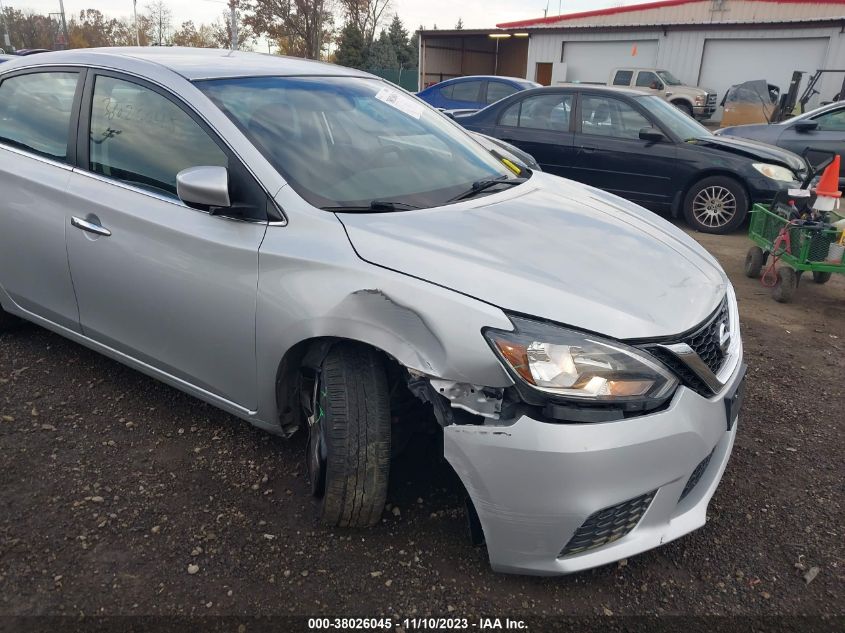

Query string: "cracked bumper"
[[444, 359, 743, 576]]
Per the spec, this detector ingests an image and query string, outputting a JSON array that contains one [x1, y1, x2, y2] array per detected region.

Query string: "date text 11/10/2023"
[[307, 617, 529, 630]]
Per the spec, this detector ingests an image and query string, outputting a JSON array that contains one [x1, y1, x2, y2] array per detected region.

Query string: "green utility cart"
[[744, 203, 845, 303]]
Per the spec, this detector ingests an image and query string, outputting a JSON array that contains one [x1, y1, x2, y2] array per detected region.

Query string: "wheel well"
[[274, 337, 410, 436], [675, 170, 751, 217], [670, 98, 693, 110]]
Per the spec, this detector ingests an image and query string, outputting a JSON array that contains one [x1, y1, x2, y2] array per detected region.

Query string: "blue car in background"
[[417, 75, 540, 112]]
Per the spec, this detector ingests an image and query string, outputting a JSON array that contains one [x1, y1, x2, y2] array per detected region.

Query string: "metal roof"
[[497, 0, 845, 29]]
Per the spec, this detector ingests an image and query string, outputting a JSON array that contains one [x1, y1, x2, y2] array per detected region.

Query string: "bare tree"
[[244, 0, 333, 60], [339, 0, 390, 47], [145, 1, 172, 46]]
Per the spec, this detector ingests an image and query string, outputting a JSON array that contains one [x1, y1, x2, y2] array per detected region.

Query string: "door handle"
[[71, 216, 112, 237]]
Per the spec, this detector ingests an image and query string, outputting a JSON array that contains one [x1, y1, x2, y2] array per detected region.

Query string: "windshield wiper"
[[321, 200, 422, 213], [447, 175, 526, 203]]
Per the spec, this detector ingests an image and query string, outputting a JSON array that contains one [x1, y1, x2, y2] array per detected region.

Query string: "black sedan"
[[717, 101, 845, 185], [455, 85, 807, 233]]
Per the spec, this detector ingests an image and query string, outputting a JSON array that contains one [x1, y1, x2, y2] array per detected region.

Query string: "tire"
[[744, 246, 765, 278], [674, 101, 694, 117], [772, 266, 797, 303], [307, 343, 391, 528], [683, 175, 749, 234], [812, 271, 832, 284]]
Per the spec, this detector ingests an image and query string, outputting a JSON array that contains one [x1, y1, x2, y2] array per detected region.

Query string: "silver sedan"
[[0, 48, 744, 575]]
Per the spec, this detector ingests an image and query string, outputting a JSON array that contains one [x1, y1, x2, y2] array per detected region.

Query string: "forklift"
[[771, 69, 845, 122]]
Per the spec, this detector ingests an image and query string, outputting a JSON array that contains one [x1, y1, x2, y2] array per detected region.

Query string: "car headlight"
[[753, 163, 797, 182], [485, 317, 678, 403], [694, 95, 705, 105]]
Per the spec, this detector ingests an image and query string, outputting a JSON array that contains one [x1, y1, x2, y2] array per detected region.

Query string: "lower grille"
[[559, 491, 656, 557], [680, 448, 715, 502]]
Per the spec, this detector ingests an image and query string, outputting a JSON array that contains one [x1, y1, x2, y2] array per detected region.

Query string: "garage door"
[[698, 38, 829, 121], [562, 40, 658, 84]]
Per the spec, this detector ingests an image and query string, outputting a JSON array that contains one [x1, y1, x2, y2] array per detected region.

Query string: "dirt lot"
[[1, 228, 843, 622]]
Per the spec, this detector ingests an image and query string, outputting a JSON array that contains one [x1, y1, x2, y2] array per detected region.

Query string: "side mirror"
[[639, 127, 666, 143], [177, 166, 230, 210], [793, 121, 819, 133]]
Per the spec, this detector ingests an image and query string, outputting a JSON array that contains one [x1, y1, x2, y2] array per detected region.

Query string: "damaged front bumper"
[[443, 359, 744, 576]]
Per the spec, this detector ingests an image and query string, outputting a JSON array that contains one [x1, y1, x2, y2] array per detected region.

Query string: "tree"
[[408, 26, 420, 67], [171, 20, 218, 48], [367, 29, 396, 70], [245, 0, 333, 59], [145, 1, 172, 46], [68, 10, 134, 48], [1, 8, 58, 50], [335, 21, 367, 69], [386, 14, 412, 68], [338, 0, 391, 48], [455, 18, 463, 30]]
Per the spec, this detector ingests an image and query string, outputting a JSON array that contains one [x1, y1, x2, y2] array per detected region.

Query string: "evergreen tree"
[[367, 30, 398, 70], [387, 15, 412, 68], [408, 27, 421, 68], [335, 21, 368, 69]]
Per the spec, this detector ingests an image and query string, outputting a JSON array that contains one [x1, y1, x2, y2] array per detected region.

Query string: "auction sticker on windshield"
[[375, 86, 423, 119]]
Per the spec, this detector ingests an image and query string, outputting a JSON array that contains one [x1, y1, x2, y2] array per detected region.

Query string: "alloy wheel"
[[692, 185, 737, 229]]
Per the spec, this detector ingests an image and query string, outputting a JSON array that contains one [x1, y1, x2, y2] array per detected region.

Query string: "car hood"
[[691, 134, 805, 173], [337, 173, 728, 340]]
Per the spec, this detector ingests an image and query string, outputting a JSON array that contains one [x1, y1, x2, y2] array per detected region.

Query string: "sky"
[[12, 0, 646, 34]]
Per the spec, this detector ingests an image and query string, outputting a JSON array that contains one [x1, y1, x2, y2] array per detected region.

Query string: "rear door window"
[[500, 93, 572, 132], [448, 80, 483, 102], [612, 70, 633, 86], [0, 71, 79, 162], [486, 81, 519, 104]]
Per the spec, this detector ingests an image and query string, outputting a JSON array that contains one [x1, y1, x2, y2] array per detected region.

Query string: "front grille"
[[679, 448, 715, 502], [706, 93, 717, 106], [682, 298, 729, 375], [641, 297, 731, 397], [559, 491, 656, 558]]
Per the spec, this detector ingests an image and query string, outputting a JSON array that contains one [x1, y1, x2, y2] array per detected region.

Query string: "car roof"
[[438, 75, 533, 84], [521, 84, 645, 97], [0, 47, 375, 81]]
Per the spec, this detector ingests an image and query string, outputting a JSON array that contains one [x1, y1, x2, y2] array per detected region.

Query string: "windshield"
[[197, 76, 514, 209], [656, 70, 682, 86], [635, 95, 711, 140]]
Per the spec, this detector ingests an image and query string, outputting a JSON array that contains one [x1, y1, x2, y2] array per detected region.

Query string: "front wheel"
[[683, 176, 749, 234], [673, 101, 694, 117], [744, 246, 765, 278], [307, 343, 391, 528]]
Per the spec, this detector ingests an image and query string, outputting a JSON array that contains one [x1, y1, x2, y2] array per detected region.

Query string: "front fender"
[[253, 193, 515, 428]]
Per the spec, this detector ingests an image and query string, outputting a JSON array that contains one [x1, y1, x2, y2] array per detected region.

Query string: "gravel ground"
[[0, 228, 843, 621]]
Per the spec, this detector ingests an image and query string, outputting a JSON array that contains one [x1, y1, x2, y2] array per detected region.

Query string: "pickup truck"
[[610, 68, 717, 120]]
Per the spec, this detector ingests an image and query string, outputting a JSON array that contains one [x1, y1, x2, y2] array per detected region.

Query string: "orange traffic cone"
[[814, 155, 841, 212]]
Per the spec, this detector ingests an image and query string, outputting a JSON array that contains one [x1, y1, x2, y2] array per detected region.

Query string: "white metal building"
[[501, 0, 845, 118], [420, 0, 845, 120]]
